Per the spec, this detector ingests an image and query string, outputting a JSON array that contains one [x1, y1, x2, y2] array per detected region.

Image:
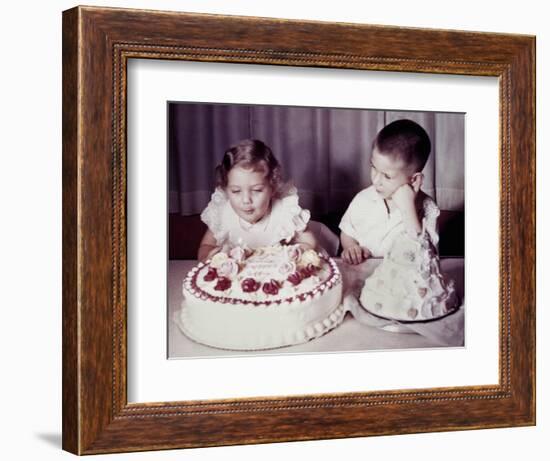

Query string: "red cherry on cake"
[[307, 263, 319, 274], [241, 278, 261, 293], [214, 277, 231, 291], [203, 267, 218, 282], [287, 272, 303, 286], [299, 264, 317, 279], [262, 279, 281, 295]]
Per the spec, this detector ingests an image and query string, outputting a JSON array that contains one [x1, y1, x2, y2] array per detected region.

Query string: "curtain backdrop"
[[168, 103, 464, 217]]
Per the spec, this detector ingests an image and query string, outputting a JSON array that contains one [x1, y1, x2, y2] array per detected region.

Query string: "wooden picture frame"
[[62, 5, 535, 455]]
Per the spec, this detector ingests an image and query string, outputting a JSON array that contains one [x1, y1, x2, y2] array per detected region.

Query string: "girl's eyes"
[[230, 188, 264, 194]]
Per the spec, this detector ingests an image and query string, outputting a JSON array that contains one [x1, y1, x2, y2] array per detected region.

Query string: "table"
[[168, 258, 464, 358]]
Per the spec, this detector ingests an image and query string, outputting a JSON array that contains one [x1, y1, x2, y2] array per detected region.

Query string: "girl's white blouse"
[[201, 187, 311, 250]]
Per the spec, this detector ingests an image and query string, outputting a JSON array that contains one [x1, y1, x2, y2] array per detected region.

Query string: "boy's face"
[[370, 148, 413, 200], [226, 165, 273, 224]]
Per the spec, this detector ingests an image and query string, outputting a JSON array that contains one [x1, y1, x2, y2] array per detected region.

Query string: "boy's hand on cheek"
[[392, 183, 417, 214], [392, 173, 423, 213], [391, 176, 423, 234]]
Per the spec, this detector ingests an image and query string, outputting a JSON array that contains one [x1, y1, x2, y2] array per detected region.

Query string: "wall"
[[1, 1, 546, 460]]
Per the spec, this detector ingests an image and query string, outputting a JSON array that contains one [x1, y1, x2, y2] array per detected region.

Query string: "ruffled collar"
[[201, 186, 310, 247]]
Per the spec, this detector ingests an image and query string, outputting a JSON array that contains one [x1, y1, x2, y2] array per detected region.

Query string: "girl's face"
[[370, 148, 413, 200], [226, 165, 274, 224]]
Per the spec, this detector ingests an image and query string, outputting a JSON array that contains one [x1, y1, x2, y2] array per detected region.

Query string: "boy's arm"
[[392, 177, 423, 235], [340, 231, 371, 265], [197, 229, 220, 262], [398, 196, 422, 235], [340, 231, 359, 250]]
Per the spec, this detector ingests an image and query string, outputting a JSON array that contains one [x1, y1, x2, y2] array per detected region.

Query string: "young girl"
[[198, 139, 317, 261]]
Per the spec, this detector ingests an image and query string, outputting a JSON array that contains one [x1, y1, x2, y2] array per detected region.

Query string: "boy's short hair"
[[373, 119, 431, 173]]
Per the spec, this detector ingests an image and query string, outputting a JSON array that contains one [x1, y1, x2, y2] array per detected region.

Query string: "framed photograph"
[[166, 102, 465, 359], [62, 5, 535, 455]]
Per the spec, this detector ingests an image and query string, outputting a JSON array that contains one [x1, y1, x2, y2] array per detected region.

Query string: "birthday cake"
[[180, 244, 344, 350], [359, 234, 459, 322]]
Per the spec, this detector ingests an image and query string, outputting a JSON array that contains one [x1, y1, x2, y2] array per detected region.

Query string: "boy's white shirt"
[[339, 185, 439, 257]]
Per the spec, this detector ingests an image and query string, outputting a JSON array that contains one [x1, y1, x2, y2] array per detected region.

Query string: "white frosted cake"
[[180, 244, 344, 350], [360, 234, 459, 322]]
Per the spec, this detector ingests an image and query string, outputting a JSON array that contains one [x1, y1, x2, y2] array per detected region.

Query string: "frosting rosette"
[[217, 258, 239, 279], [210, 252, 228, 268], [229, 246, 247, 263], [277, 260, 296, 278], [299, 249, 321, 268], [285, 244, 303, 262]]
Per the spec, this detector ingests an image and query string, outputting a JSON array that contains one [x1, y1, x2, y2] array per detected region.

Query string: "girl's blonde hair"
[[215, 139, 283, 196]]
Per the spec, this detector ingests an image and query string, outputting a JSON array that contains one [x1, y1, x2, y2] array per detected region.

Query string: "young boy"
[[339, 119, 439, 264]]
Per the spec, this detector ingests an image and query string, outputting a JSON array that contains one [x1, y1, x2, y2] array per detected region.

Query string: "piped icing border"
[[183, 253, 341, 307]]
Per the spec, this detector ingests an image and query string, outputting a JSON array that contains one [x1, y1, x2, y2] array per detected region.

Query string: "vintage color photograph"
[[168, 102, 465, 358]]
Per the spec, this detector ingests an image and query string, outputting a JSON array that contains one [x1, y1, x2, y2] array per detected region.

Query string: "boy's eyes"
[[370, 164, 393, 180]]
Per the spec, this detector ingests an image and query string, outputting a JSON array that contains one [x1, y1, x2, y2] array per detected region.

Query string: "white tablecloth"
[[168, 258, 464, 358]]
